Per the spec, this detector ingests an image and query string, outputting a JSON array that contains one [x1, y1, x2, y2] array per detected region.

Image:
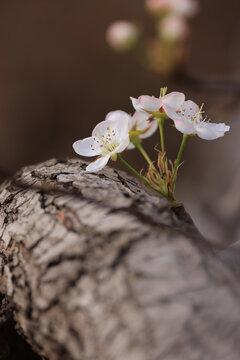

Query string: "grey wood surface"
[[0, 158, 240, 360]]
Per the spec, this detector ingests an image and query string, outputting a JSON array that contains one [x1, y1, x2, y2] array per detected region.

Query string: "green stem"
[[117, 154, 167, 199], [157, 117, 165, 154], [132, 138, 155, 169], [171, 134, 190, 193], [117, 154, 149, 185]]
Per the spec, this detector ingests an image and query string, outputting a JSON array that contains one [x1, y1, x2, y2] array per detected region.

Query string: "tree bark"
[[0, 158, 240, 360]]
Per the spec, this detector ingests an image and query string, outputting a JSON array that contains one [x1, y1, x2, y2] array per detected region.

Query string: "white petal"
[[130, 97, 145, 113], [181, 100, 199, 117], [92, 118, 128, 142], [127, 142, 136, 150], [203, 122, 230, 133], [165, 99, 202, 122], [195, 122, 230, 140], [140, 119, 158, 139], [173, 119, 196, 135], [86, 155, 110, 172], [180, 100, 203, 123], [105, 110, 131, 124], [162, 91, 185, 110], [108, 112, 131, 139], [92, 120, 113, 138], [73, 137, 100, 157], [111, 135, 130, 154], [138, 95, 162, 112], [111, 118, 129, 140], [163, 105, 179, 120]]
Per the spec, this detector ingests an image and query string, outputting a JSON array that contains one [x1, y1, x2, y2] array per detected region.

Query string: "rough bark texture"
[[0, 158, 240, 360]]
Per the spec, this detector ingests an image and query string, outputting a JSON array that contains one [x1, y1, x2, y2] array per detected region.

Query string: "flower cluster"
[[131, 92, 230, 140], [106, 0, 199, 76], [73, 88, 230, 206]]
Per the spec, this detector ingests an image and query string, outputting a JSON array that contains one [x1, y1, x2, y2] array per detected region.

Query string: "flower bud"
[[159, 14, 190, 41], [106, 21, 139, 52]]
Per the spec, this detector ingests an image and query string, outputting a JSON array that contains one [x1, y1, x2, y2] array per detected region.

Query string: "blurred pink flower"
[[146, 0, 171, 13], [159, 14, 190, 41], [171, 100, 230, 140], [106, 21, 139, 52], [146, 0, 199, 18], [171, 0, 199, 17]]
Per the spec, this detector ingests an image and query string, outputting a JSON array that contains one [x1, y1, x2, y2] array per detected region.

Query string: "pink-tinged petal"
[[130, 97, 144, 113], [112, 135, 130, 154], [163, 105, 179, 120], [86, 155, 110, 173], [132, 111, 151, 131], [162, 91, 185, 110], [138, 95, 162, 112], [195, 123, 230, 140], [140, 119, 158, 139], [173, 119, 195, 135], [127, 142, 136, 150], [105, 110, 131, 124], [73, 137, 101, 157]]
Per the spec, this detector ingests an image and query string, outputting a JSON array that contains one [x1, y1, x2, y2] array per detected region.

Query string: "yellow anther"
[[160, 87, 168, 98], [193, 103, 205, 123]]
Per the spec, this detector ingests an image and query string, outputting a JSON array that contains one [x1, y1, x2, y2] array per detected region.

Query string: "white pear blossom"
[[73, 116, 129, 172], [130, 90, 185, 120], [171, 100, 230, 140], [106, 21, 139, 52], [105, 110, 158, 149]]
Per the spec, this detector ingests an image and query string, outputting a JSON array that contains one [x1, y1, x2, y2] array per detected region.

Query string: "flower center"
[[95, 127, 120, 156], [192, 104, 204, 124], [177, 103, 205, 125]]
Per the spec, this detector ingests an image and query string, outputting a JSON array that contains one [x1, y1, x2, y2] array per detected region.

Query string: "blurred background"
[[0, 0, 239, 245]]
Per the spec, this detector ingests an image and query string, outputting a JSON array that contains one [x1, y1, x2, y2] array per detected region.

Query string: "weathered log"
[[0, 158, 240, 360]]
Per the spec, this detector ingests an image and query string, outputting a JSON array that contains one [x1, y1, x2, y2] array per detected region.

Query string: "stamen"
[[160, 87, 168, 98], [193, 103, 205, 123], [94, 126, 120, 156]]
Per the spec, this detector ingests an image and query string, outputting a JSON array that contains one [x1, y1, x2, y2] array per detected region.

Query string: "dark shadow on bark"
[[0, 321, 41, 360]]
